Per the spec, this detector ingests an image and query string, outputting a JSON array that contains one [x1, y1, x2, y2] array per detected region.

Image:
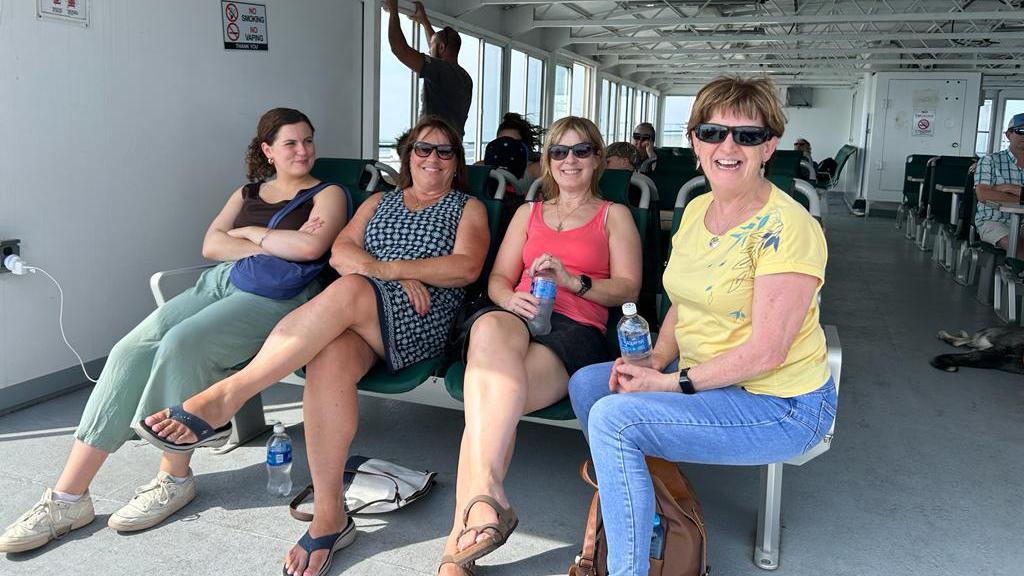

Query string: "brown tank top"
[[232, 182, 318, 230]]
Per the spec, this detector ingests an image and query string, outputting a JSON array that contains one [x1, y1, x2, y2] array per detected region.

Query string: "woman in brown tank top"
[[0, 108, 349, 555]]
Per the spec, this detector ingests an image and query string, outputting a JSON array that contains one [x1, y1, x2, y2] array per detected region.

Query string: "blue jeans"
[[568, 362, 837, 576]]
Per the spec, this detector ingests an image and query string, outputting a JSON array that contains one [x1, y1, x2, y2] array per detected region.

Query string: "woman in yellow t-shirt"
[[568, 76, 836, 576]]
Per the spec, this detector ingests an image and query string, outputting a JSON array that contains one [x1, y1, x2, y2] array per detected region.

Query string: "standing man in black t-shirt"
[[385, 0, 473, 138]]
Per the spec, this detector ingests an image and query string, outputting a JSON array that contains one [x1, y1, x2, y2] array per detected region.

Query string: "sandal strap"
[[167, 404, 216, 438], [460, 494, 507, 526], [298, 530, 344, 553]]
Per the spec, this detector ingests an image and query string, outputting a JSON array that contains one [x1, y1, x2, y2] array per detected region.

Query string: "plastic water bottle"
[[617, 302, 652, 367], [527, 270, 556, 336], [266, 422, 293, 497], [650, 513, 665, 559]]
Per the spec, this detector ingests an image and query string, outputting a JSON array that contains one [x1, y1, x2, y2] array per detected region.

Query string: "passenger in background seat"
[[440, 117, 641, 574], [974, 112, 1024, 256], [632, 122, 658, 168], [0, 108, 349, 554], [569, 76, 836, 576], [605, 141, 639, 171], [140, 115, 489, 576], [385, 0, 473, 138]]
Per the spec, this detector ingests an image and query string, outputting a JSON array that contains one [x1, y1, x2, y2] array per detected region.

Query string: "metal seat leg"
[[754, 463, 783, 570]]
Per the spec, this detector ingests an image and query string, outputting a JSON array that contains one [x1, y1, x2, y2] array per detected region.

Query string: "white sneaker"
[[0, 489, 96, 553], [107, 470, 196, 532]]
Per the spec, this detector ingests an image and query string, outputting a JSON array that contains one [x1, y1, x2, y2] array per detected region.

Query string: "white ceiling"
[[448, 0, 1024, 89]]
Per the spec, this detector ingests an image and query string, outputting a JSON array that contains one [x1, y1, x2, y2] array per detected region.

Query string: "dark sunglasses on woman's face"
[[548, 142, 595, 161], [632, 133, 653, 142], [412, 141, 456, 160], [693, 123, 774, 146]]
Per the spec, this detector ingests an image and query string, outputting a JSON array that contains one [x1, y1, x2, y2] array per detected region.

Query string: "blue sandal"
[[283, 518, 357, 576], [134, 404, 232, 453]]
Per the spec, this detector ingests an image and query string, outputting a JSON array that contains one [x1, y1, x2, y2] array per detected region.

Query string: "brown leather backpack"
[[568, 457, 710, 576]]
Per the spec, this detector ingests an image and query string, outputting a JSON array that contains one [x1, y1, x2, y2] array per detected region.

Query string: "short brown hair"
[[539, 116, 606, 201], [606, 142, 639, 170], [687, 76, 786, 142], [397, 115, 469, 194], [246, 108, 315, 182]]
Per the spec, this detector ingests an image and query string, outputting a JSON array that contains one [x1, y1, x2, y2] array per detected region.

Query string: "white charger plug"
[[3, 254, 28, 275]]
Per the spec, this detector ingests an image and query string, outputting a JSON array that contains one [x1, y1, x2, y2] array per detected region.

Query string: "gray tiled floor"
[[2, 191, 1023, 575]]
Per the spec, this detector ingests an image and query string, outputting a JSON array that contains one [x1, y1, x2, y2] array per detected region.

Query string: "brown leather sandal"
[[439, 554, 477, 575], [451, 495, 519, 567]]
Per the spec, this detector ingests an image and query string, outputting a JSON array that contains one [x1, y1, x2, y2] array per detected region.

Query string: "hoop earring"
[[268, 157, 274, 165]]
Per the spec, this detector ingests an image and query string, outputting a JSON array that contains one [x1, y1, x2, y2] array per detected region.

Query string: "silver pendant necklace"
[[708, 190, 758, 248]]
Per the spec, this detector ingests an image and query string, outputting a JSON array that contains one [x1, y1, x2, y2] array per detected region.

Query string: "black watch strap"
[[576, 274, 592, 296], [678, 368, 697, 394]]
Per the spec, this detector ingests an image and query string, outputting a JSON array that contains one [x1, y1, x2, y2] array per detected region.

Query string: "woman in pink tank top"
[[438, 117, 642, 574]]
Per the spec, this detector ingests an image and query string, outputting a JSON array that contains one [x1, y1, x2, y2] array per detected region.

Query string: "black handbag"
[[443, 292, 497, 364]]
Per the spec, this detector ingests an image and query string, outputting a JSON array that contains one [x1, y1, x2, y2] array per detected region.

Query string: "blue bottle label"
[[267, 446, 292, 466], [530, 277, 557, 299], [618, 332, 651, 355]]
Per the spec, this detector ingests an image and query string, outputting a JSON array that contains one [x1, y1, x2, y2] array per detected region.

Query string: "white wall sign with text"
[[912, 110, 935, 138], [37, 0, 89, 27], [221, 2, 268, 51]]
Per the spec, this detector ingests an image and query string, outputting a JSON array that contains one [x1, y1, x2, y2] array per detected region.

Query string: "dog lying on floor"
[[930, 327, 1024, 373]]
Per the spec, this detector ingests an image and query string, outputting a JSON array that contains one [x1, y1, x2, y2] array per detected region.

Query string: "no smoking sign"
[[221, 1, 268, 51]]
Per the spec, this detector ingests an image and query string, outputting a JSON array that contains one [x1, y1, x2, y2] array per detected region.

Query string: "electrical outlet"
[[1, 239, 22, 274]]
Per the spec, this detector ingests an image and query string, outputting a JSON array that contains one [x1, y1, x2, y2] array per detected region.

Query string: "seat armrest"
[[150, 264, 217, 307]]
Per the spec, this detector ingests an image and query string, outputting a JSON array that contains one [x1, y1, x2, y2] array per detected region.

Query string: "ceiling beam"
[[569, 31, 1024, 44], [630, 58, 1024, 66], [605, 46, 1024, 57], [536, 11, 1024, 28]]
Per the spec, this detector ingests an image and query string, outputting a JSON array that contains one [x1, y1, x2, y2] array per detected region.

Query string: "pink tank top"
[[513, 200, 612, 332]]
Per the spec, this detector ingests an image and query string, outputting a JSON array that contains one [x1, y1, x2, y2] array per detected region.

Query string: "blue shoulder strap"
[[266, 181, 336, 230]]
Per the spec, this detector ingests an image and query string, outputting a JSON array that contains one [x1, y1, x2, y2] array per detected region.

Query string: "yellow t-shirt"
[[663, 185, 830, 397]]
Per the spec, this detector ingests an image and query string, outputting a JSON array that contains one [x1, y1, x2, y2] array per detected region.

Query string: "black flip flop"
[[134, 404, 232, 453], [283, 518, 357, 576]]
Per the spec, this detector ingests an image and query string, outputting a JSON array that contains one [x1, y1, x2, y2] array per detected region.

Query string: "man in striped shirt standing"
[[975, 113, 1024, 256]]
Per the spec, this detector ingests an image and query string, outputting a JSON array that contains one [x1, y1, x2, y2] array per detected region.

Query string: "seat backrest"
[[650, 167, 702, 211], [955, 168, 977, 240], [311, 158, 375, 211], [766, 150, 803, 178], [466, 164, 498, 200], [928, 155, 975, 226], [825, 145, 858, 187], [902, 154, 932, 207], [599, 169, 633, 205]]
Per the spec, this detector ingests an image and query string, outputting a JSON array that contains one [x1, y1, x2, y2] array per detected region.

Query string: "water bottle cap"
[[273, 423, 286, 434], [622, 302, 637, 316]]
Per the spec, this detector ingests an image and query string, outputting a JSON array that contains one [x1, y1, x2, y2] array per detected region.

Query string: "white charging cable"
[[3, 255, 99, 383]]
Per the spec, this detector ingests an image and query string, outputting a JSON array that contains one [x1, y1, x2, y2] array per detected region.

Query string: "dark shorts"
[[462, 305, 610, 376]]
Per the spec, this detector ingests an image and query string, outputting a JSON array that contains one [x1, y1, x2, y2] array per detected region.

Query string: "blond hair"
[[539, 116, 606, 201], [687, 76, 786, 141]]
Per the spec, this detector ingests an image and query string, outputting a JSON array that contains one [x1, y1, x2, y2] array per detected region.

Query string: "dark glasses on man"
[[693, 123, 774, 146], [412, 141, 456, 160], [632, 133, 653, 142], [1010, 127, 1024, 136], [548, 142, 595, 161]]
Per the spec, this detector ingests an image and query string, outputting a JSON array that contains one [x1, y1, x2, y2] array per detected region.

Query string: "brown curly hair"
[[245, 108, 315, 182]]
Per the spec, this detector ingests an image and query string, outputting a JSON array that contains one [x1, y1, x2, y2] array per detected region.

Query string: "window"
[[571, 62, 592, 118], [662, 95, 695, 147], [378, 10, 417, 165], [976, 99, 993, 156], [553, 64, 571, 121], [1000, 99, 1024, 151], [455, 32, 481, 163], [479, 41, 503, 156], [618, 87, 631, 142], [508, 49, 544, 123], [600, 79, 612, 142]]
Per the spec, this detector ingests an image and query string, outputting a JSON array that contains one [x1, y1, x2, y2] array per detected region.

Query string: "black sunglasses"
[[412, 141, 456, 160], [632, 133, 653, 142], [693, 123, 774, 147], [548, 142, 596, 161], [1010, 127, 1024, 136]]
